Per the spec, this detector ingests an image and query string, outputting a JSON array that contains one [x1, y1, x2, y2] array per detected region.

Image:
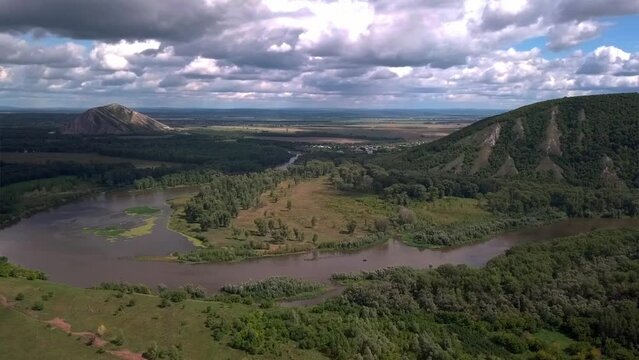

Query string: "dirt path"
[[45, 317, 72, 332], [0, 292, 143, 360], [43, 318, 144, 359], [108, 350, 146, 360]]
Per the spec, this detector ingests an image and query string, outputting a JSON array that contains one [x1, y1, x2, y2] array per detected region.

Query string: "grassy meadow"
[[0, 278, 326, 360], [168, 177, 498, 260]]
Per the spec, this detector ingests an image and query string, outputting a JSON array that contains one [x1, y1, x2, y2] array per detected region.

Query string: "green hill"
[[382, 93, 639, 188]]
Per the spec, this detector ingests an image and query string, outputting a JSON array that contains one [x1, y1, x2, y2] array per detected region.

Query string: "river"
[[1, 181, 637, 292]]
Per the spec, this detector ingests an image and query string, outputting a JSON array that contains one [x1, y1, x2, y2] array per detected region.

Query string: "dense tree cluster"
[[184, 170, 288, 230], [1, 161, 182, 187], [218, 228, 639, 359], [220, 277, 323, 300], [379, 93, 639, 189], [0, 176, 94, 228], [405, 212, 563, 247], [177, 242, 313, 263], [0, 256, 47, 280], [316, 232, 388, 251], [1, 128, 292, 173], [181, 161, 335, 232], [322, 162, 639, 247], [94, 282, 152, 295], [486, 184, 639, 218]]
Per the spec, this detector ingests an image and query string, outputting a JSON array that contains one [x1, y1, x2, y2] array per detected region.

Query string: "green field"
[[85, 206, 160, 240], [0, 278, 325, 360], [168, 177, 506, 262], [86, 217, 158, 240], [0, 307, 103, 360]]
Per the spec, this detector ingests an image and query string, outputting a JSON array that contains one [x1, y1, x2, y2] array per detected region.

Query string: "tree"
[[254, 219, 268, 236], [311, 216, 318, 228], [312, 234, 319, 244], [346, 220, 357, 234], [286, 199, 292, 210]]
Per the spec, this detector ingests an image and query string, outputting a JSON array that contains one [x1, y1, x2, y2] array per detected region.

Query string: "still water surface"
[[0, 187, 637, 291]]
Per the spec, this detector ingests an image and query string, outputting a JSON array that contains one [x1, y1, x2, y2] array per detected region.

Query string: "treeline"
[[330, 162, 499, 200], [0, 161, 183, 187], [405, 211, 563, 247], [184, 170, 289, 230], [327, 162, 639, 248], [485, 184, 639, 218], [0, 176, 95, 228], [176, 242, 313, 263], [331, 162, 639, 218], [217, 228, 639, 359], [0, 257, 47, 280], [220, 277, 323, 300], [1, 129, 292, 173]]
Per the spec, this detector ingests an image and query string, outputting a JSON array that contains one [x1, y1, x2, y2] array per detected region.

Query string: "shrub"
[[32, 301, 44, 311]]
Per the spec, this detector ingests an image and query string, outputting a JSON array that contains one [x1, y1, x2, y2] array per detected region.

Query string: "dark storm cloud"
[[480, 0, 639, 32], [158, 74, 186, 88], [101, 77, 135, 86], [174, 27, 306, 70], [0, 0, 220, 41], [554, 0, 639, 22]]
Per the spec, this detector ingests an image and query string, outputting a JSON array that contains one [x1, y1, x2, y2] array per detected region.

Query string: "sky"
[[0, 0, 638, 109]]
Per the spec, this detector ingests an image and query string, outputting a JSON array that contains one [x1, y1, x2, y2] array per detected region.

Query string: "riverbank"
[[0, 151, 302, 230], [2, 169, 638, 291], [164, 176, 569, 263], [165, 177, 401, 263], [2, 227, 639, 359], [0, 176, 103, 229]]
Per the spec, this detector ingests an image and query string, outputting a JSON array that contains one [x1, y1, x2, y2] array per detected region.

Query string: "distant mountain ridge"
[[380, 93, 639, 188], [61, 103, 171, 135]]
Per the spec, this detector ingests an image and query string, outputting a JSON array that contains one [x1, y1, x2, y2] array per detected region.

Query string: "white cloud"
[[1, 0, 638, 107], [547, 20, 600, 50], [0, 66, 8, 82], [267, 42, 292, 53], [180, 57, 222, 76], [90, 40, 160, 71]]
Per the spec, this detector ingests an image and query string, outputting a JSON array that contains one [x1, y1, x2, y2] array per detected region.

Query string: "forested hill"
[[379, 93, 639, 188]]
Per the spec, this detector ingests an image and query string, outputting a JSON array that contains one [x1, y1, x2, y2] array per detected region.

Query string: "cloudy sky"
[[0, 0, 638, 109]]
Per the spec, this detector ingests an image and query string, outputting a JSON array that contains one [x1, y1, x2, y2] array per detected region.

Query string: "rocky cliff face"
[[61, 103, 171, 135]]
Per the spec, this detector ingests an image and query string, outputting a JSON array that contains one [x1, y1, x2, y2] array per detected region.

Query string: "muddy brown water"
[[0, 186, 637, 292]]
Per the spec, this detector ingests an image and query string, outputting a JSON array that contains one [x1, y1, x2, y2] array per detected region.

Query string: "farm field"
[[188, 121, 469, 143]]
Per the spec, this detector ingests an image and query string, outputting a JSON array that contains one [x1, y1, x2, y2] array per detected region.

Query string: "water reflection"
[[0, 187, 636, 292]]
